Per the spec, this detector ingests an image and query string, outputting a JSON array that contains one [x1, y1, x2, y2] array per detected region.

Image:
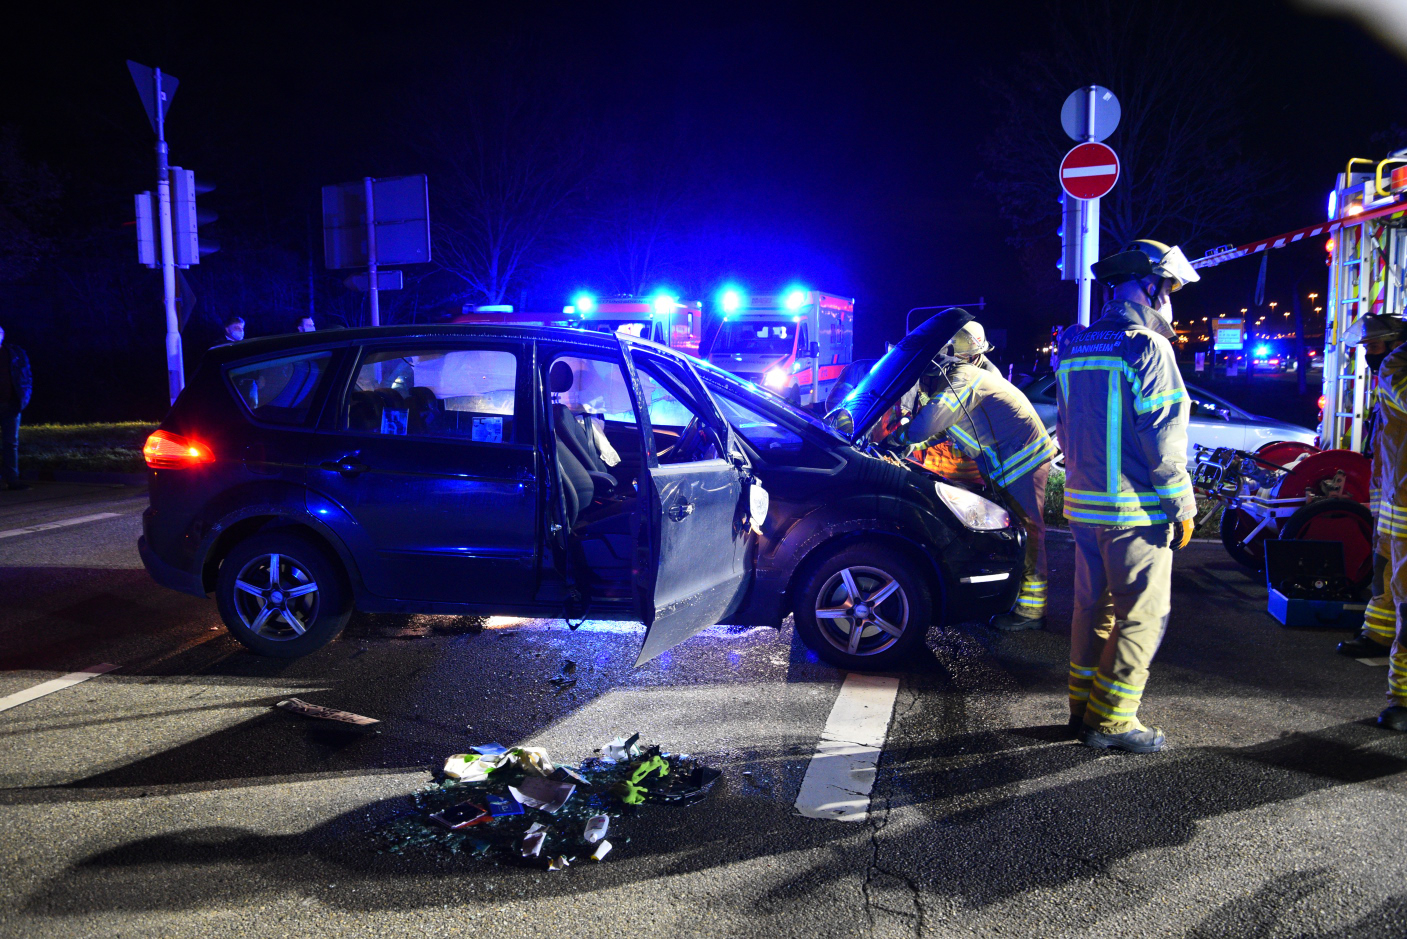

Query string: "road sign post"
[[1060, 87, 1120, 327], [322, 175, 429, 327]]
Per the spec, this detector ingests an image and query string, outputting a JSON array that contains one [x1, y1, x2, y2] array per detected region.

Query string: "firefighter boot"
[[1380, 706, 1407, 732], [1078, 724, 1167, 753], [1338, 633, 1393, 658], [990, 611, 1045, 632]]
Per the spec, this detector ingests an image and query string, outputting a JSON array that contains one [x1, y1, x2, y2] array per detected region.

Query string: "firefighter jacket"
[[903, 357, 1057, 489], [1374, 345, 1407, 540], [1056, 299, 1196, 526]]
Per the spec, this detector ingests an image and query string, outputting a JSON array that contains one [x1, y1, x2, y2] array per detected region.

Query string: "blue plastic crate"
[[1267, 588, 1365, 629]]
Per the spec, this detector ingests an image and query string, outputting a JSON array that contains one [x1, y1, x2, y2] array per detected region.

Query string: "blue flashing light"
[[1328, 189, 1337, 221], [720, 286, 744, 315], [573, 293, 596, 315], [1254, 344, 1270, 357], [784, 288, 807, 312], [651, 293, 676, 318]]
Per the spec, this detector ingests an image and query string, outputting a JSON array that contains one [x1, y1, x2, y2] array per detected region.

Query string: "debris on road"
[[583, 814, 609, 843], [274, 697, 380, 731], [376, 734, 720, 870]]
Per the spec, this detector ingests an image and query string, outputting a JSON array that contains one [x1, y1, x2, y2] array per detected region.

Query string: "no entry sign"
[[1059, 142, 1120, 200]]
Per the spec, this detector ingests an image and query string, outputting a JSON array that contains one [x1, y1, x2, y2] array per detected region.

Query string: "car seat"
[[550, 361, 618, 494]]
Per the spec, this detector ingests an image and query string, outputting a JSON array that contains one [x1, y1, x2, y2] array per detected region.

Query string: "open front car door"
[[620, 342, 752, 665]]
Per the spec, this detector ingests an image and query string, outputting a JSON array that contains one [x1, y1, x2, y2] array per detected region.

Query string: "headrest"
[[550, 361, 575, 394]]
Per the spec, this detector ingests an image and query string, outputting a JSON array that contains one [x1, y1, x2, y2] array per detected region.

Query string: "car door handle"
[[667, 501, 694, 521], [320, 457, 368, 476]]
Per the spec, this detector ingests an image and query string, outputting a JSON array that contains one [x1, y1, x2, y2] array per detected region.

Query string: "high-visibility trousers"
[[1068, 522, 1175, 733], [1387, 533, 1407, 707], [1364, 535, 1395, 646], [996, 461, 1051, 620]]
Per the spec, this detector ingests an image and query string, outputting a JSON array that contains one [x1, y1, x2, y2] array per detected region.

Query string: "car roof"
[[203, 323, 653, 366]]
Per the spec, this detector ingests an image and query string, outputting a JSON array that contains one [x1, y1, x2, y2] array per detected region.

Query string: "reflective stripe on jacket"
[[1375, 344, 1407, 538], [1056, 300, 1195, 526], [905, 358, 1057, 489]]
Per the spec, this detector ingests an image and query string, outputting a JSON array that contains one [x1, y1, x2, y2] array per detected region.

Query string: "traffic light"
[[1057, 191, 1081, 282], [134, 191, 158, 268], [170, 167, 218, 266]]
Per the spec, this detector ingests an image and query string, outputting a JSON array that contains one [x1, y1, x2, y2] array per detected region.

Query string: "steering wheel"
[[662, 416, 707, 462]]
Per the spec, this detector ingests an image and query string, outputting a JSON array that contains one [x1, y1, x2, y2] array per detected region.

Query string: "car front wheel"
[[793, 543, 933, 670], [215, 531, 352, 658]]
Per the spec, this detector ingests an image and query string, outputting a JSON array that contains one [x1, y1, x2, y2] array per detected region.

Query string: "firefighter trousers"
[[1388, 534, 1407, 707], [1364, 537, 1395, 647], [1068, 522, 1174, 734], [996, 461, 1050, 620]]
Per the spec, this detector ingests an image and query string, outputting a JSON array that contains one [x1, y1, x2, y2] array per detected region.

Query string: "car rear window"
[[348, 347, 518, 442], [227, 351, 334, 425]]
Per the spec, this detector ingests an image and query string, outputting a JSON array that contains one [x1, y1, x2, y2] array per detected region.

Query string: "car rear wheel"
[[216, 531, 351, 658], [793, 543, 932, 670]]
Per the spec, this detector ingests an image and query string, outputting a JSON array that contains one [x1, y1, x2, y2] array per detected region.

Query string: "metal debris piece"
[[547, 855, 571, 871], [275, 698, 379, 730]]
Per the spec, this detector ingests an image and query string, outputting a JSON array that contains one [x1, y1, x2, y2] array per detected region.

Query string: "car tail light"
[[143, 430, 215, 469]]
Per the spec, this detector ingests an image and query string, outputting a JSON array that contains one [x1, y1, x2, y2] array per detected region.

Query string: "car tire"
[[793, 542, 933, 670], [216, 531, 352, 658]]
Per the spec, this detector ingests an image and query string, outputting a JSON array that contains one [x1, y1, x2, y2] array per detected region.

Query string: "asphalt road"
[[1, 482, 1405, 938]]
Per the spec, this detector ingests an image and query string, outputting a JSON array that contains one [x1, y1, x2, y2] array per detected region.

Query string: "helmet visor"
[[1155, 245, 1200, 291]]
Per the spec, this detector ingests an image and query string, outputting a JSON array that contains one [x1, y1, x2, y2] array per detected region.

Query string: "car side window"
[[227, 351, 334, 426], [347, 347, 517, 442], [1188, 393, 1230, 421]]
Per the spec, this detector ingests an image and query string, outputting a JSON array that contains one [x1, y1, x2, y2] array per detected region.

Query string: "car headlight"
[[935, 481, 1010, 531], [764, 366, 788, 389]]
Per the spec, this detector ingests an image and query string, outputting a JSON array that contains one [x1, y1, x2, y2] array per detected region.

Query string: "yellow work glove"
[[1172, 518, 1194, 551]]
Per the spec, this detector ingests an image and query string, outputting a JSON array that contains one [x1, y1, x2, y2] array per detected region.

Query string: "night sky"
[[3, 0, 1406, 410]]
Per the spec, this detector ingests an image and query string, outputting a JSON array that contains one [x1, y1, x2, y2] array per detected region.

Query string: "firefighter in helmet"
[[1338, 315, 1407, 661], [1056, 239, 1198, 753], [1343, 314, 1407, 730], [888, 320, 1058, 630]]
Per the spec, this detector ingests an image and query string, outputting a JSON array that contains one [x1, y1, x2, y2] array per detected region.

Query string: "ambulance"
[[566, 295, 704, 355], [707, 289, 854, 407]]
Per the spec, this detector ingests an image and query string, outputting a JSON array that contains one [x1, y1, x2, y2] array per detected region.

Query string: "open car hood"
[[826, 307, 972, 443]]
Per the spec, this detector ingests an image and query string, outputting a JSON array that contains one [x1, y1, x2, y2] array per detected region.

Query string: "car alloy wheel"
[[813, 564, 910, 656], [231, 551, 321, 640]]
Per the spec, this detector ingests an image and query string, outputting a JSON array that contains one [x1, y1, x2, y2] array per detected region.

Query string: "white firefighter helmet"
[[1344, 314, 1407, 346], [939, 321, 992, 362], [1092, 239, 1201, 292]]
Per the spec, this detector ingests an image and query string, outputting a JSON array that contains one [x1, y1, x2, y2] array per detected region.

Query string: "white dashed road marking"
[[0, 512, 122, 540], [0, 664, 120, 714], [1357, 657, 1391, 667], [794, 672, 900, 822]]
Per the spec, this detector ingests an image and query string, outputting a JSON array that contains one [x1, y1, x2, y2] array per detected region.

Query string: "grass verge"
[[18, 422, 157, 475]]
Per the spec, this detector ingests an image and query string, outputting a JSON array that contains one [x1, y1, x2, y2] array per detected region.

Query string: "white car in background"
[[1017, 373, 1319, 461]]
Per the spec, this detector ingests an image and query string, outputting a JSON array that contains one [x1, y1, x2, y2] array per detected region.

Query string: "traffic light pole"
[[153, 67, 184, 404], [364, 176, 380, 327]]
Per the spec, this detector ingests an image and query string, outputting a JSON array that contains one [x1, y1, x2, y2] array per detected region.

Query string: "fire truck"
[[566, 295, 704, 355], [706, 289, 854, 407], [451, 297, 704, 356], [1186, 152, 1407, 587]]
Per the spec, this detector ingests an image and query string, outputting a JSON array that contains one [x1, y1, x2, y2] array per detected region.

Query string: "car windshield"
[[714, 320, 797, 356], [691, 356, 847, 441]]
